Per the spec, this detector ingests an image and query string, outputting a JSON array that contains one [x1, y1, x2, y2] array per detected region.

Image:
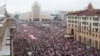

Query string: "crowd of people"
[[13, 22, 100, 56]]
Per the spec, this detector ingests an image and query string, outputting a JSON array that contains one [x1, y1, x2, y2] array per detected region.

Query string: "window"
[[87, 22, 88, 25], [93, 28, 94, 31], [75, 25, 77, 28], [93, 23, 99, 26], [84, 26, 86, 30], [78, 26, 80, 28], [68, 20, 71, 23], [82, 17, 87, 20], [96, 34, 97, 37], [90, 17, 91, 20], [93, 17, 99, 21], [75, 17, 77, 19], [71, 21, 74, 23], [82, 26, 84, 29], [75, 21, 77, 23], [82, 31, 83, 33], [72, 17, 74, 19], [82, 22, 87, 25], [84, 32, 86, 34], [72, 25, 73, 27], [87, 32, 88, 35], [69, 24, 70, 26], [68, 16, 70, 19], [6, 44, 10, 46], [78, 17, 79, 19], [95, 28, 98, 32], [92, 34, 94, 36], [80, 17, 81, 19], [87, 27, 88, 30], [99, 35, 100, 38]]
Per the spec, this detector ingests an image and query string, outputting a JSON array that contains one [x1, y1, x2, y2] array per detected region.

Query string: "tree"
[[14, 14, 19, 19], [54, 14, 58, 20]]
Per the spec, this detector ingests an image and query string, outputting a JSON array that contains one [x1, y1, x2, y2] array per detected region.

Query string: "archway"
[[95, 41, 98, 49], [79, 36, 81, 42], [70, 29, 74, 39], [84, 37, 86, 44], [71, 29, 74, 35], [88, 39, 92, 46]]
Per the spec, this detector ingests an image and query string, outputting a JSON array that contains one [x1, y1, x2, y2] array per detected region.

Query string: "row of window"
[[68, 21, 100, 27], [67, 16, 99, 21], [79, 31, 100, 38], [68, 24, 100, 32], [68, 21, 98, 26], [68, 20, 78, 23]]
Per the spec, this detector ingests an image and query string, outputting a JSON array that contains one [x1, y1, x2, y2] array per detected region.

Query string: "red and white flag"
[[28, 34, 36, 40]]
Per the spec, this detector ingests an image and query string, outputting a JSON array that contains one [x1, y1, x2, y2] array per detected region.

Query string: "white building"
[[41, 14, 51, 21], [32, 1, 41, 21], [58, 11, 67, 20], [40, 12, 54, 21], [19, 12, 31, 21]]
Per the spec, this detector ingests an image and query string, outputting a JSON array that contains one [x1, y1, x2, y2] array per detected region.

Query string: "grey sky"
[[0, 0, 100, 13]]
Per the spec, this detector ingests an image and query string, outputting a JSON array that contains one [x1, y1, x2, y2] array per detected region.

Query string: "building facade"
[[32, 1, 41, 21], [66, 3, 100, 49]]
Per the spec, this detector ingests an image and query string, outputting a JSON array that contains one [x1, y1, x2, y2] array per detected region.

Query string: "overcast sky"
[[0, 0, 100, 13]]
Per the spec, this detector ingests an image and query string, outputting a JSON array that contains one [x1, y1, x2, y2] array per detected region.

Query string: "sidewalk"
[[0, 28, 11, 56]]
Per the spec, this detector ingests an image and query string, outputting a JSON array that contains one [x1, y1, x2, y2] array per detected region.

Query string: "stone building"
[[66, 3, 100, 49]]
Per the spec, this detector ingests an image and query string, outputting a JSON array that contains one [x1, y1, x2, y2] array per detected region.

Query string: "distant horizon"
[[0, 0, 100, 14]]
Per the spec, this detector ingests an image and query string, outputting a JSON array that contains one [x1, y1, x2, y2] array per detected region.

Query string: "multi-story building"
[[58, 11, 67, 21], [32, 1, 41, 21], [66, 3, 100, 49]]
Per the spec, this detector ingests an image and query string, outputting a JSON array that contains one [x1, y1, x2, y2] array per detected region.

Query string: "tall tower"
[[32, 1, 41, 21]]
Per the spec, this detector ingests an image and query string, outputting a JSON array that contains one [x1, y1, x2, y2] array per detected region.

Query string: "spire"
[[87, 2, 93, 10], [32, 1, 41, 8], [34, 1, 40, 7]]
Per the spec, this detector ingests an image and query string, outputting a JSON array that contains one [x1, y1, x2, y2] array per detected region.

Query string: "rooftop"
[[67, 3, 100, 16]]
